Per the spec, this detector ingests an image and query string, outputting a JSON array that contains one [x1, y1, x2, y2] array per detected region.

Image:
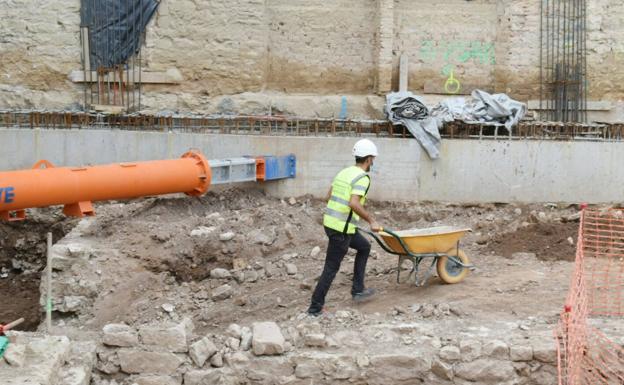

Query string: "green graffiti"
[[444, 69, 462, 94], [419, 39, 496, 65]]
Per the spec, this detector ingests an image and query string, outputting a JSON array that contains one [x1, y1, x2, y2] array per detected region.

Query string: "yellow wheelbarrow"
[[362, 226, 473, 286]]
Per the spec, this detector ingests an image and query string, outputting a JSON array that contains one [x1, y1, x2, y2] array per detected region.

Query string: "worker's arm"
[[349, 194, 381, 232]]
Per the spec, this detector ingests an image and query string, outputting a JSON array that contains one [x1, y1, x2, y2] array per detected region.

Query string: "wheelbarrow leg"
[[397, 256, 417, 284], [417, 257, 438, 287]]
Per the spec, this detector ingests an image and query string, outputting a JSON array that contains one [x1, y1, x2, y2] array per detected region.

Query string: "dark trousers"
[[308, 226, 371, 313]]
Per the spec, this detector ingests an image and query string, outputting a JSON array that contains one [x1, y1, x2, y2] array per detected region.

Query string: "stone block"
[[438, 345, 461, 362], [102, 323, 138, 347], [510, 345, 533, 361], [118, 349, 183, 375], [252, 322, 285, 356], [482, 339, 509, 359], [189, 337, 218, 367], [139, 322, 188, 353], [455, 359, 515, 382], [459, 339, 482, 362]]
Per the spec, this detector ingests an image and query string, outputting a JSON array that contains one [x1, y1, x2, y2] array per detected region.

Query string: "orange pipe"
[[0, 151, 211, 221]]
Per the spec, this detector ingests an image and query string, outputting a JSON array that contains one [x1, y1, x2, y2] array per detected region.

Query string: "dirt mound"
[[488, 222, 578, 261]]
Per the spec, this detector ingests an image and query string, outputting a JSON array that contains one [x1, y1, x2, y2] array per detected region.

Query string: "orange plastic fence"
[[556, 208, 624, 384]]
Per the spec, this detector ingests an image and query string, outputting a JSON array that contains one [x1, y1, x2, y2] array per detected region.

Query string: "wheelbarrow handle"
[[358, 227, 413, 257]]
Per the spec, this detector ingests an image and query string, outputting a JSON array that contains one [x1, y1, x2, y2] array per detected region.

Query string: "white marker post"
[[46, 232, 52, 333]]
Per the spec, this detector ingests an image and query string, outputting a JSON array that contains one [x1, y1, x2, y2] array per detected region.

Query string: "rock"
[[189, 337, 218, 367], [62, 296, 89, 312], [431, 359, 453, 380], [210, 352, 224, 367], [437, 303, 451, 315], [304, 333, 327, 347], [510, 345, 533, 361], [226, 324, 242, 339], [532, 342, 556, 363], [514, 208, 522, 215], [161, 303, 175, 313], [210, 268, 231, 279], [224, 352, 249, 367], [567, 236, 574, 245], [295, 362, 321, 378], [102, 323, 138, 347], [240, 327, 252, 351], [455, 359, 515, 382], [284, 223, 296, 240], [310, 246, 321, 258], [232, 257, 248, 271], [4, 343, 25, 367], [369, 354, 432, 381], [117, 350, 183, 375], [185, 369, 235, 385], [233, 296, 247, 306], [219, 232, 235, 241], [356, 354, 370, 368], [212, 284, 233, 301], [482, 340, 509, 359], [459, 339, 481, 362], [244, 270, 259, 283], [438, 345, 461, 362], [190, 226, 216, 237], [299, 279, 313, 290], [133, 375, 181, 385], [97, 349, 120, 374], [421, 303, 435, 318], [248, 228, 275, 245], [563, 212, 581, 222], [252, 322, 285, 356], [139, 322, 188, 353], [288, 197, 297, 205], [226, 337, 240, 350], [285, 263, 298, 275]]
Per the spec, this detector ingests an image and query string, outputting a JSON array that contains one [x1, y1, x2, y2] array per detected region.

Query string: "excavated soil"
[[0, 212, 77, 330], [488, 222, 578, 261], [20, 189, 585, 339]]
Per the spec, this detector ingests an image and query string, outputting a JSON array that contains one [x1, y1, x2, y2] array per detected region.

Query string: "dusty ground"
[[4, 188, 583, 338]]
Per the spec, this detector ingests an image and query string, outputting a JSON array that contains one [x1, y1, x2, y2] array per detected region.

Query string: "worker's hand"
[[369, 220, 382, 232]]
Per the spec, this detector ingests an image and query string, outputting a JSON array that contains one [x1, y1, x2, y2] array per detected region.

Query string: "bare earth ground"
[[0, 188, 581, 336]]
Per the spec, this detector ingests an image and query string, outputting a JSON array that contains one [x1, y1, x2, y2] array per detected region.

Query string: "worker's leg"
[[350, 230, 371, 296], [308, 227, 350, 314]]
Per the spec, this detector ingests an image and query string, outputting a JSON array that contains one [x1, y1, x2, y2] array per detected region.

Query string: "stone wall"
[[1, 0, 623, 117]]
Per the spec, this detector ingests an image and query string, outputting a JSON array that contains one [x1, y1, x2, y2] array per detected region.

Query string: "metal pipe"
[[0, 151, 211, 221]]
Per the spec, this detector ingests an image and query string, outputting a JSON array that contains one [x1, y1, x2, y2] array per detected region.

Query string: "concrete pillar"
[[399, 54, 408, 92], [377, 0, 394, 94]]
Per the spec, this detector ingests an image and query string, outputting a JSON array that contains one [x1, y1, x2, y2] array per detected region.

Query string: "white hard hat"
[[352, 139, 378, 157]]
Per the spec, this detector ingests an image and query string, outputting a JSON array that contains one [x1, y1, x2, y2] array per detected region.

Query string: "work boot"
[[352, 288, 376, 303], [307, 307, 326, 317]]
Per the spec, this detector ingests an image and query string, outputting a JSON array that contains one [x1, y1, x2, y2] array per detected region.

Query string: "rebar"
[[540, 0, 587, 122]]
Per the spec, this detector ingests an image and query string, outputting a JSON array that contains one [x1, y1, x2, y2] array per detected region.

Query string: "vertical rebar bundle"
[[540, 0, 588, 122], [79, 1, 158, 113]]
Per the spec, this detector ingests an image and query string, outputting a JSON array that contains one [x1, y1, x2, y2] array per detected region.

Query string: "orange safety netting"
[[556, 208, 624, 385]]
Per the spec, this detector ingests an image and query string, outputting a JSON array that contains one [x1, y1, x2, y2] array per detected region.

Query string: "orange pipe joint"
[[0, 151, 211, 221]]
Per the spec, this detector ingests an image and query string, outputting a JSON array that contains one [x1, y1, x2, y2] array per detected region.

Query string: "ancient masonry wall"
[[1, 0, 623, 117]]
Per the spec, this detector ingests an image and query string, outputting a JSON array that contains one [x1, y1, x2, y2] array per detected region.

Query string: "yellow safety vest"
[[323, 166, 370, 234]]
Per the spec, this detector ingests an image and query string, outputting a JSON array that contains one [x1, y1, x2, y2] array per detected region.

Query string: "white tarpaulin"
[[385, 89, 527, 159]]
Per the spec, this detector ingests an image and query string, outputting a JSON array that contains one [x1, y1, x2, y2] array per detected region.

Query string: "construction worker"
[[307, 139, 381, 316]]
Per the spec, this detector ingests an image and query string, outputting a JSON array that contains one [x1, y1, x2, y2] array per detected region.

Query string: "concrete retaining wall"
[[1, 128, 622, 203]]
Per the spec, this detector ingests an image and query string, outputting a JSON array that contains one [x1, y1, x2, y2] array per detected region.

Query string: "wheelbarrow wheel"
[[437, 249, 470, 284]]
